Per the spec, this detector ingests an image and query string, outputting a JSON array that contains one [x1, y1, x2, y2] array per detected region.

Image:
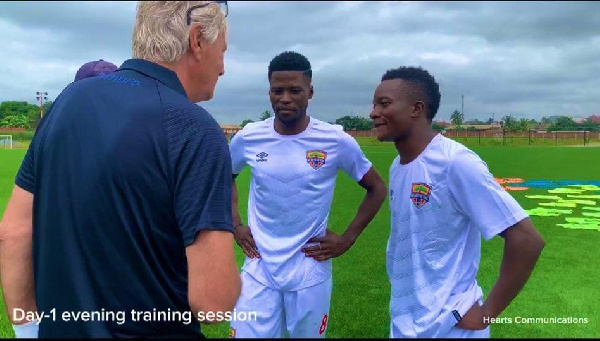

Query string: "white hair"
[[132, 1, 226, 63]]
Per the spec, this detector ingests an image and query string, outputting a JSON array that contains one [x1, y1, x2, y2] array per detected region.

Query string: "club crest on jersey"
[[229, 327, 236, 338], [410, 183, 432, 209], [306, 150, 327, 170]]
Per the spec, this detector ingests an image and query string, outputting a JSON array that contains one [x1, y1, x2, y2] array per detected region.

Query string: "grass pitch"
[[0, 141, 598, 338]]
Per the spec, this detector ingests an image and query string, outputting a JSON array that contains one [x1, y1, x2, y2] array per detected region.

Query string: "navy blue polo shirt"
[[15, 59, 233, 338]]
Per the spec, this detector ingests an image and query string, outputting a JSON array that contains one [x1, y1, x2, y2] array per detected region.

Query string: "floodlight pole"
[[36, 91, 48, 118]]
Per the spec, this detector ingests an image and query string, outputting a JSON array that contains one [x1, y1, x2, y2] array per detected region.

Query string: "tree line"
[[240, 111, 374, 131], [448, 110, 600, 132], [0, 101, 52, 130], [240, 109, 600, 133], [2, 101, 597, 133]]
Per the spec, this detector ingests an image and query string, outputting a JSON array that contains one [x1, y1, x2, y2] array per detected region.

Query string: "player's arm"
[[459, 218, 544, 329], [446, 150, 545, 330], [343, 166, 387, 242], [303, 132, 387, 261], [231, 174, 260, 259], [228, 131, 260, 259], [303, 167, 386, 260], [231, 174, 242, 228]]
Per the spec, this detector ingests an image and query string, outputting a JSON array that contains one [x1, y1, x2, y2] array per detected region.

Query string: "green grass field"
[[0, 141, 599, 338], [356, 136, 600, 148]]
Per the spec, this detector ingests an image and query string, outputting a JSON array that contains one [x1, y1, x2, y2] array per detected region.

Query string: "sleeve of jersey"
[[165, 107, 234, 247], [229, 130, 246, 175], [15, 142, 35, 193], [337, 131, 372, 182], [14, 96, 58, 194], [447, 149, 529, 241]]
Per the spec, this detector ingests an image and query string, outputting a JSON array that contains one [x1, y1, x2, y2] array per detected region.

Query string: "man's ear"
[[308, 85, 314, 100], [412, 101, 425, 118], [188, 24, 204, 61]]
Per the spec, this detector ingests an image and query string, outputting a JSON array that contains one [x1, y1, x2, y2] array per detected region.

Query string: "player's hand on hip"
[[301, 229, 353, 261], [455, 301, 491, 330], [233, 225, 261, 259]]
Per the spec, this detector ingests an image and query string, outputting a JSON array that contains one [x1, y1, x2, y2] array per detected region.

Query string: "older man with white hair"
[[0, 1, 239, 338]]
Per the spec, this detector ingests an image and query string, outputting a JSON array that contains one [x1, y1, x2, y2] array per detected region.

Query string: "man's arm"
[[446, 149, 545, 330], [0, 185, 36, 324], [302, 166, 387, 261], [231, 174, 260, 259], [457, 218, 545, 329], [186, 230, 241, 324], [167, 110, 242, 325]]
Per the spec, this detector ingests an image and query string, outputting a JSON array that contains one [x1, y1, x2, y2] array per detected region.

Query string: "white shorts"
[[229, 270, 332, 338], [444, 325, 490, 338], [389, 322, 490, 339]]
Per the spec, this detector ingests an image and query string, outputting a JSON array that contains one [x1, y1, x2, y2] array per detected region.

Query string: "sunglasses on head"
[[186, 1, 228, 25]]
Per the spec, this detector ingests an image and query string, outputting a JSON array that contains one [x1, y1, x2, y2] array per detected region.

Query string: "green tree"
[[356, 117, 373, 130], [335, 116, 353, 130], [517, 118, 532, 132], [240, 119, 254, 128], [259, 110, 273, 120], [334, 115, 373, 131], [432, 122, 445, 132], [450, 110, 464, 128], [579, 118, 600, 132], [465, 119, 485, 125], [28, 106, 41, 129], [0, 101, 44, 129], [501, 115, 519, 132], [0, 101, 37, 120], [42, 101, 53, 113], [0, 114, 30, 129], [547, 116, 578, 131]]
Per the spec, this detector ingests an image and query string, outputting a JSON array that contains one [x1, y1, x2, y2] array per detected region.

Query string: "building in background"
[[220, 124, 241, 139]]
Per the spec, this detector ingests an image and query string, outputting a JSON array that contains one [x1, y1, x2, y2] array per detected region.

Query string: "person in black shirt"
[[0, 1, 239, 338]]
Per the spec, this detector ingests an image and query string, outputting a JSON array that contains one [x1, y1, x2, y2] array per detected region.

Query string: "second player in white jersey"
[[230, 116, 372, 291], [229, 51, 386, 338]]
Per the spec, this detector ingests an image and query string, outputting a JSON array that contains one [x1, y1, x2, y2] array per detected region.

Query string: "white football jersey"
[[230, 117, 372, 291], [387, 134, 528, 338]]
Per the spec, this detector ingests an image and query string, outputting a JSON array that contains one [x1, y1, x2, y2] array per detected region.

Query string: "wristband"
[[13, 321, 38, 338]]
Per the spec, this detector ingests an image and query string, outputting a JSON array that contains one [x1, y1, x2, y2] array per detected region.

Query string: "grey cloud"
[[0, 1, 599, 125]]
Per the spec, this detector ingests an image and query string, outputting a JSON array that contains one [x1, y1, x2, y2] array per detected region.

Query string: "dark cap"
[[74, 59, 118, 81]]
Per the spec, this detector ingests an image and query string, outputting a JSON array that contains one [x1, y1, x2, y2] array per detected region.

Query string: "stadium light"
[[36, 91, 49, 118]]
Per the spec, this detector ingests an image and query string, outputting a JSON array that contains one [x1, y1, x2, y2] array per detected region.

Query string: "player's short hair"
[[381, 66, 441, 121], [268, 51, 312, 80]]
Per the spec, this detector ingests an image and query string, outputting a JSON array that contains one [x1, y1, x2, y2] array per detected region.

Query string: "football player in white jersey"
[[369, 66, 545, 338], [228, 51, 387, 338]]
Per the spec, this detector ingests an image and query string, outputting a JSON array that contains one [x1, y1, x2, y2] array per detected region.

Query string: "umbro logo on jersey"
[[410, 183, 432, 209], [256, 152, 268, 162]]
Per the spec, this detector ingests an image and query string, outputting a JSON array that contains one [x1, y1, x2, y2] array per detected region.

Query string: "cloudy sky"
[[1, 1, 599, 124]]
